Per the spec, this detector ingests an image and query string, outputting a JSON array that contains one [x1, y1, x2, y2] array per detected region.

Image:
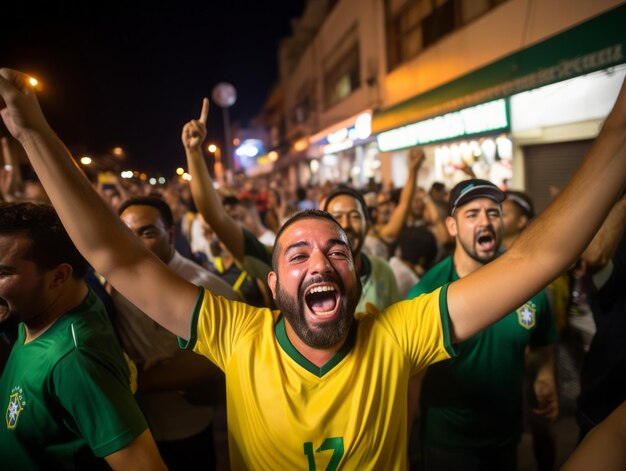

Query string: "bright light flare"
[[80, 156, 92, 165], [28, 77, 38, 87], [208, 144, 217, 153], [176, 167, 185, 176]]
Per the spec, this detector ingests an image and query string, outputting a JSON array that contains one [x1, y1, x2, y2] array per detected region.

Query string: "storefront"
[[307, 111, 378, 186], [372, 3, 626, 200]]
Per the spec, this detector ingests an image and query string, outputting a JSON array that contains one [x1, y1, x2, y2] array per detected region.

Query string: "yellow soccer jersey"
[[180, 285, 454, 470]]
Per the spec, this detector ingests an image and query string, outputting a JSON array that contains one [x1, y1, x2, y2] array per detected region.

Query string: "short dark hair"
[[117, 196, 174, 228], [0, 202, 88, 278], [397, 226, 437, 269], [323, 188, 370, 222], [271, 209, 346, 270], [429, 182, 446, 194]]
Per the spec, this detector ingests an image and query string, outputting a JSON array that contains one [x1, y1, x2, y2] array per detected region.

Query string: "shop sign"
[[373, 3, 626, 134], [377, 99, 508, 152]]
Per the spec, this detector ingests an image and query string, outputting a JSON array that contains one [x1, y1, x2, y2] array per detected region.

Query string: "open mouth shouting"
[[476, 229, 496, 253], [304, 282, 341, 322]]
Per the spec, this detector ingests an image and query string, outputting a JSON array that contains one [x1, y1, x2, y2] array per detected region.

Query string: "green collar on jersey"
[[275, 314, 357, 377]]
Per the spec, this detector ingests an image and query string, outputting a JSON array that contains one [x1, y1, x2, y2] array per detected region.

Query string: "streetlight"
[[207, 143, 223, 184], [211, 82, 237, 184]]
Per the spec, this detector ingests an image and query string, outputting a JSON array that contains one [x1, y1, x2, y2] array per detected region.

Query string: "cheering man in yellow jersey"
[[1, 68, 626, 469]]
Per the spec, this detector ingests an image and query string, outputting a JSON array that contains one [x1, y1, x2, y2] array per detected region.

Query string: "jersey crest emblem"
[[6, 388, 25, 429], [517, 302, 536, 330]]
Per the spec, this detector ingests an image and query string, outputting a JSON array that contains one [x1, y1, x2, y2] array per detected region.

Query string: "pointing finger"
[[199, 98, 209, 124]]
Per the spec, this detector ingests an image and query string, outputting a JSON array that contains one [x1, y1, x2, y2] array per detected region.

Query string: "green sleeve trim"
[[274, 315, 357, 377], [178, 286, 204, 350], [439, 283, 457, 358]]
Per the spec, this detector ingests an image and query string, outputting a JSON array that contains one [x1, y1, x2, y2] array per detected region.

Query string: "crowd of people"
[[0, 68, 625, 470]]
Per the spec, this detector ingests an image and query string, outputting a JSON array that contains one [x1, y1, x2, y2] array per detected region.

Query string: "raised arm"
[[447, 78, 626, 342], [0, 68, 198, 339], [182, 98, 245, 261], [0, 136, 20, 201], [580, 192, 626, 270], [377, 147, 424, 241]]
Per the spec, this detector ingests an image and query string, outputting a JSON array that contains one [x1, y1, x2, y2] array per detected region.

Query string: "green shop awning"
[[372, 3, 626, 135]]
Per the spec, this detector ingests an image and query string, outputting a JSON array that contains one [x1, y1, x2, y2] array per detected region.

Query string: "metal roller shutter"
[[523, 139, 594, 214]]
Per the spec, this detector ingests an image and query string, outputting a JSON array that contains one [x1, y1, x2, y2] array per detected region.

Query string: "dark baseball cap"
[[449, 179, 505, 215], [504, 190, 535, 219]]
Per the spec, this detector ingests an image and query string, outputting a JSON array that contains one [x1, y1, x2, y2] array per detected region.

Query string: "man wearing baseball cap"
[[407, 179, 558, 470]]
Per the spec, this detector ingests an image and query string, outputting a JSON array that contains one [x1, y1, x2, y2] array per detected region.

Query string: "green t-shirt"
[[356, 253, 401, 314], [0, 290, 148, 469], [407, 256, 557, 451]]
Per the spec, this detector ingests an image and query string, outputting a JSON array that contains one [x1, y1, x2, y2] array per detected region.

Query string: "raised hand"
[[408, 146, 425, 172], [0, 68, 49, 141], [181, 98, 209, 151]]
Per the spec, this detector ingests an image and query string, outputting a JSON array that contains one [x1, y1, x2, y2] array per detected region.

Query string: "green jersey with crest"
[[407, 256, 557, 450], [0, 290, 147, 469]]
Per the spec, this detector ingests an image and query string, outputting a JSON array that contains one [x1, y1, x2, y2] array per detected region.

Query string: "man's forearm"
[[18, 126, 139, 274], [185, 144, 245, 261]]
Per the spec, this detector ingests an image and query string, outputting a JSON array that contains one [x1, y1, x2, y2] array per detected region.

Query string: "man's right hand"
[[181, 97, 209, 151]]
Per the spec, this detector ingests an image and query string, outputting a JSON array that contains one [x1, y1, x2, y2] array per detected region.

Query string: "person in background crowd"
[[0, 202, 165, 469], [111, 196, 237, 470], [428, 181, 448, 205], [362, 148, 424, 260], [577, 192, 626, 440], [407, 180, 558, 471], [389, 226, 438, 299], [502, 190, 535, 250]]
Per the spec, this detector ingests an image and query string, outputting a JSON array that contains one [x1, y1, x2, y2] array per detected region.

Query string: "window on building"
[[291, 80, 315, 126], [323, 25, 361, 109], [386, 0, 508, 71]]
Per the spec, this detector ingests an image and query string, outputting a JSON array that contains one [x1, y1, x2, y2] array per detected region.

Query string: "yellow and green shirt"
[[180, 285, 454, 470]]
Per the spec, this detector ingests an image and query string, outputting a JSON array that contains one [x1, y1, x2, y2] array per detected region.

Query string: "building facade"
[[255, 0, 626, 210]]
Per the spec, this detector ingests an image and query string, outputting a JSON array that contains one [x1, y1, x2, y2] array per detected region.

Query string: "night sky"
[[1, 1, 306, 176]]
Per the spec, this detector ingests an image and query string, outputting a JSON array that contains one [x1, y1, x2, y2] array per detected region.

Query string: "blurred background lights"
[[28, 77, 38, 87], [79, 156, 92, 165]]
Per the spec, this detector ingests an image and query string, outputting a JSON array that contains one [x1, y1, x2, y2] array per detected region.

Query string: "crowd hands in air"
[[1, 66, 626, 470]]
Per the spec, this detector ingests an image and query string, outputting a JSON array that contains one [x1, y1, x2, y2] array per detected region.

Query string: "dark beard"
[[275, 274, 361, 349]]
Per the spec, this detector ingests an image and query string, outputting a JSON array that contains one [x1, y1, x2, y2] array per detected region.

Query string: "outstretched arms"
[[182, 99, 246, 262], [0, 68, 198, 339], [446, 78, 626, 342]]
